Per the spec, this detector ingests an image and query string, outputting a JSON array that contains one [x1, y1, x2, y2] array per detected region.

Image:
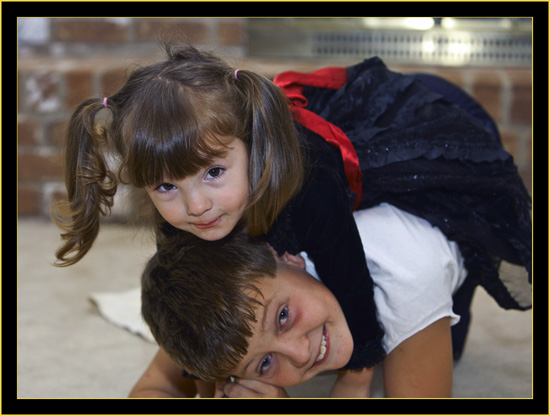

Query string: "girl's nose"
[[185, 189, 212, 217]]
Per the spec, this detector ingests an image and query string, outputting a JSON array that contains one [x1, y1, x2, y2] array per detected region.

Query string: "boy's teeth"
[[315, 334, 327, 362]]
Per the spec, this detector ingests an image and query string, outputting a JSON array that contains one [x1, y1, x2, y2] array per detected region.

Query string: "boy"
[[136, 203, 464, 397], [140, 228, 356, 397]]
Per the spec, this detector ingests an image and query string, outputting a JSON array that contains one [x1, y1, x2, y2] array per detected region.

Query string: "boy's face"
[[230, 260, 353, 387]]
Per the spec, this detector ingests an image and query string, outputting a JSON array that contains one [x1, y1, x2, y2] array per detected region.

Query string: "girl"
[[54, 42, 531, 396]]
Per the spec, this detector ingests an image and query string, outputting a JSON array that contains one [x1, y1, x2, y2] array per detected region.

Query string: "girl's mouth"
[[312, 326, 329, 368], [192, 216, 222, 229]]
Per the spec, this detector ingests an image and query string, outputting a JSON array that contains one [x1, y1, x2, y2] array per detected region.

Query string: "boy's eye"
[[260, 355, 272, 375], [155, 183, 176, 193], [205, 167, 224, 179]]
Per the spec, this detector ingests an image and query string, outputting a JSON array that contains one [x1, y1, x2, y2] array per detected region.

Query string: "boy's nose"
[[280, 335, 311, 368]]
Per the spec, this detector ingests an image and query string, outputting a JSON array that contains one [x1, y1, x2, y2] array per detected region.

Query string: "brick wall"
[[18, 18, 532, 219]]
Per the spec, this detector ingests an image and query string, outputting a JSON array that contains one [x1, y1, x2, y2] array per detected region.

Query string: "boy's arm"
[[215, 379, 289, 398], [129, 348, 197, 398], [383, 317, 453, 397], [329, 318, 453, 398], [330, 367, 374, 398]]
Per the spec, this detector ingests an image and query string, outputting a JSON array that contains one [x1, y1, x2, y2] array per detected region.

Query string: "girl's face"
[[230, 261, 354, 387], [146, 137, 249, 241]]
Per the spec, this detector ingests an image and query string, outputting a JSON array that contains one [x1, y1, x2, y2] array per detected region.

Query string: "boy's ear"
[[267, 243, 306, 270], [279, 252, 306, 270]]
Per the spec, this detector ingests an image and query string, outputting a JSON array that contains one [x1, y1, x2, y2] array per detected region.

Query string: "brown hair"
[[141, 227, 276, 380], [53, 42, 304, 266]]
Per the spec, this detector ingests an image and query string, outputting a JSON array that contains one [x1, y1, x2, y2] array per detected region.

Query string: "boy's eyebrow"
[[240, 296, 274, 376], [260, 296, 274, 332]]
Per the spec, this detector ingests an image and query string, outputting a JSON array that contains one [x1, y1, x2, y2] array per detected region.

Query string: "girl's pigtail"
[[235, 71, 304, 236], [52, 98, 117, 266]]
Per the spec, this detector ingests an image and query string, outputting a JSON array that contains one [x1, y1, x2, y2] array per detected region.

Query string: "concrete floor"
[[17, 218, 532, 399]]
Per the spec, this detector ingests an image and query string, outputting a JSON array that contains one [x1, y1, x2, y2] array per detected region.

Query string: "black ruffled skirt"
[[305, 57, 532, 314]]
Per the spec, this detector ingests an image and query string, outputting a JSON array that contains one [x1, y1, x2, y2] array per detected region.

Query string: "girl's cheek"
[[151, 199, 179, 222]]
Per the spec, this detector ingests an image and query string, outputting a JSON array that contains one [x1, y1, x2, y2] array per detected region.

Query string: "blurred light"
[[403, 18, 434, 30], [441, 18, 457, 29], [441, 17, 514, 30], [422, 39, 436, 54], [362, 17, 434, 30]]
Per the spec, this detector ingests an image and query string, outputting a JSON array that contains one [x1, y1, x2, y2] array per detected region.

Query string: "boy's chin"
[[331, 335, 354, 370]]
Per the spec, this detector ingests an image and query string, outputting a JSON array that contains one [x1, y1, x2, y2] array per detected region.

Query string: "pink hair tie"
[[103, 97, 108, 108], [234, 69, 239, 80]]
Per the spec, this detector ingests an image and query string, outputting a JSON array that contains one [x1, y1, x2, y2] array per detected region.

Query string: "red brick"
[[23, 71, 61, 113], [218, 20, 246, 46], [101, 67, 128, 97], [45, 119, 68, 147], [53, 19, 129, 43], [18, 69, 25, 113], [18, 184, 42, 216], [500, 129, 518, 158], [471, 73, 503, 123], [18, 117, 39, 146], [18, 151, 64, 181], [136, 18, 210, 44], [510, 84, 532, 124], [65, 69, 94, 110], [430, 69, 466, 90]]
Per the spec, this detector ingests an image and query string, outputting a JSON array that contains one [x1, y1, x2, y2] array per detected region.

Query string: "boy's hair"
[[53, 41, 304, 266], [141, 227, 276, 381]]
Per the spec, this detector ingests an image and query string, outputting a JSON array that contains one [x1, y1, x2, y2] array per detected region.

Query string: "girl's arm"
[[383, 317, 453, 397], [129, 348, 201, 398], [291, 168, 385, 370]]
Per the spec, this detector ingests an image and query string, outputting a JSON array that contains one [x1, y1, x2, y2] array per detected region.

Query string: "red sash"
[[274, 67, 362, 210]]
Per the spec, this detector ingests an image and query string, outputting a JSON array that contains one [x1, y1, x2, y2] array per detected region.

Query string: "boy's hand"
[[330, 367, 374, 398], [216, 378, 289, 398]]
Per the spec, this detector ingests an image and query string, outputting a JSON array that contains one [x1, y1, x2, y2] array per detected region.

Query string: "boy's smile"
[[145, 137, 249, 241], [230, 259, 353, 387]]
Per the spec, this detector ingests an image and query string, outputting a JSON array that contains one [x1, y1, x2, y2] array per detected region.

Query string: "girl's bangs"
[[122, 102, 230, 188], [130, 129, 228, 188]]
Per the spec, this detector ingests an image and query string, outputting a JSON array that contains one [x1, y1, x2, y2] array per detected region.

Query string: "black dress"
[[268, 57, 532, 368]]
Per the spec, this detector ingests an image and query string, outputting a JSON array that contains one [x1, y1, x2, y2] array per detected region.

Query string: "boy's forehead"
[[248, 263, 310, 318], [246, 275, 276, 311]]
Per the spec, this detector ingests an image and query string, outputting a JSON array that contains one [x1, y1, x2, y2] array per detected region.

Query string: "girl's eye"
[[155, 183, 176, 193], [260, 355, 272, 375], [279, 307, 289, 327], [205, 167, 225, 180]]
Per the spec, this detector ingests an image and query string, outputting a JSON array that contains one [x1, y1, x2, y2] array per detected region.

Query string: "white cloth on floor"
[[89, 287, 155, 343]]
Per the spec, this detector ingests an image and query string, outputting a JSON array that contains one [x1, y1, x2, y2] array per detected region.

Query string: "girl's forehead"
[[207, 134, 243, 149]]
